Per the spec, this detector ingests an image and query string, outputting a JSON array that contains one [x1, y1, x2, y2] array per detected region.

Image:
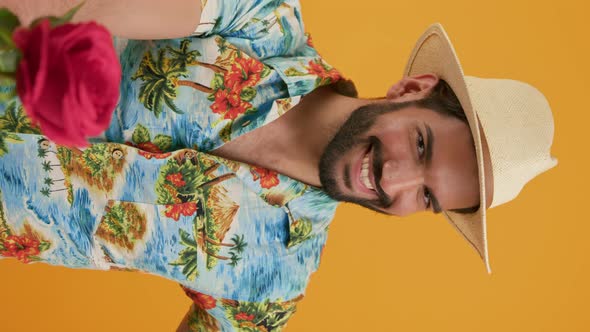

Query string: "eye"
[[416, 131, 425, 158], [423, 186, 431, 209]]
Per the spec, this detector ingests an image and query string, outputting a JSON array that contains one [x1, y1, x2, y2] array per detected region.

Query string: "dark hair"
[[423, 79, 480, 214], [417, 79, 468, 125]]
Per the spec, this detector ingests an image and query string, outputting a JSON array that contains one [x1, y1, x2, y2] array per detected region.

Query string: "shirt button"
[[111, 149, 124, 160], [184, 150, 197, 161]]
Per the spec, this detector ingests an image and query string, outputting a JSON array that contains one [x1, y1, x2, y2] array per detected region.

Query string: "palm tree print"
[[132, 39, 225, 117], [287, 208, 313, 248], [39, 187, 51, 197], [39, 187, 67, 197], [37, 148, 48, 158], [41, 160, 59, 172], [43, 177, 54, 186], [0, 101, 41, 134], [59, 144, 127, 192], [171, 216, 247, 281], [95, 201, 147, 251], [0, 131, 22, 157], [162, 151, 249, 280], [0, 189, 10, 238], [37, 139, 58, 157], [221, 297, 300, 332], [166, 39, 225, 74]]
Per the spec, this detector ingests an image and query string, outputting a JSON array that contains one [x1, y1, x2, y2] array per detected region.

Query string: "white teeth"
[[361, 153, 374, 190]]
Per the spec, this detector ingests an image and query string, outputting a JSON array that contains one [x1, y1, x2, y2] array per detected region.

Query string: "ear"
[[386, 74, 439, 101]]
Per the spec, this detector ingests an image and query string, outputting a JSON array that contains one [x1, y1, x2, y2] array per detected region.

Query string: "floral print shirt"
[[0, 0, 343, 331]]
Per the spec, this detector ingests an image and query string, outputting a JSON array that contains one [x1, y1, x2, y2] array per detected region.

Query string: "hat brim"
[[403, 23, 491, 273]]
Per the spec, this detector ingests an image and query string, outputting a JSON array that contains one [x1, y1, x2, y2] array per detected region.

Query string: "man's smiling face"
[[319, 82, 480, 216]]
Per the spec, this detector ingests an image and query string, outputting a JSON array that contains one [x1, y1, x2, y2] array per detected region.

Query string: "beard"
[[318, 101, 399, 211]]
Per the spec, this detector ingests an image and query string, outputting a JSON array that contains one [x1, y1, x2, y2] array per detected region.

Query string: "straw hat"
[[404, 23, 557, 273]]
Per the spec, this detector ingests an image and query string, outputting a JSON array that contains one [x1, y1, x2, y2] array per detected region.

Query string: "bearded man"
[[0, 1, 556, 331]]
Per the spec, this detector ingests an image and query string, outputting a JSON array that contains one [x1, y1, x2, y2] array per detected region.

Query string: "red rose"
[[13, 19, 121, 147]]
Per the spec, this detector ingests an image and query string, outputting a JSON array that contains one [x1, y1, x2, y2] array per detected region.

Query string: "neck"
[[211, 85, 371, 186]]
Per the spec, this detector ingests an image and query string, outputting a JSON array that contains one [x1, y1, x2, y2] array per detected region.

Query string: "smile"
[[360, 151, 374, 190], [354, 142, 377, 196]]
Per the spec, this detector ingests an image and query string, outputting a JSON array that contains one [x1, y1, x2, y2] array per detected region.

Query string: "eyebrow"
[[430, 190, 442, 214], [424, 125, 442, 214], [425, 125, 434, 167]]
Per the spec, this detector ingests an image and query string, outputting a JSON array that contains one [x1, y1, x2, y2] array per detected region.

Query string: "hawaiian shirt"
[[0, 0, 343, 331]]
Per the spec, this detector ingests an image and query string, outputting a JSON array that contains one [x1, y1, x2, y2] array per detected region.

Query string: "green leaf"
[[179, 228, 198, 247], [287, 218, 313, 248], [0, 27, 15, 50], [211, 73, 224, 90], [244, 107, 258, 115], [0, 73, 16, 89], [29, 16, 58, 29], [170, 247, 196, 265], [260, 65, 271, 78], [207, 92, 216, 102], [182, 258, 199, 280], [132, 124, 150, 144], [0, 9, 21, 33], [219, 121, 232, 143], [0, 48, 20, 73], [54, 1, 86, 26], [284, 67, 306, 77], [153, 134, 172, 152], [240, 87, 257, 102], [38, 241, 51, 252], [30, 1, 86, 28], [5, 132, 22, 143]]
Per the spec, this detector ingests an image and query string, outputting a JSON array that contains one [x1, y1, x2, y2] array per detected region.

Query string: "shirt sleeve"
[[179, 285, 302, 331], [192, 0, 301, 37]]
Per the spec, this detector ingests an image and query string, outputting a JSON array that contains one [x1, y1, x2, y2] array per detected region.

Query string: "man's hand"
[[1, 0, 203, 39]]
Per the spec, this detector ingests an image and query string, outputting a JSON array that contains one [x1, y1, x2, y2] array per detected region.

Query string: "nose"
[[380, 159, 424, 196]]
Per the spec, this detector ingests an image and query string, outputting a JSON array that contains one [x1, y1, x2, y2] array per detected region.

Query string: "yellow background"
[[0, 0, 588, 331]]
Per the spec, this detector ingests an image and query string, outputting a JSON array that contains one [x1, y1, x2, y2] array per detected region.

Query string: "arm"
[[1, 0, 203, 39]]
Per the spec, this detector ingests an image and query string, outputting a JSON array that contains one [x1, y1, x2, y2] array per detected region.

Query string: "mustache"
[[371, 137, 393, 208]]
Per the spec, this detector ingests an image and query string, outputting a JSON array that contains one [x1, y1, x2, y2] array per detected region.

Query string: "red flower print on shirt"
[[235, 312, 255, 321], [306, 33, 314, 48], [164, 202, 198, 221], [306, 59, 341, 82], [125, 141, 171, 159], [166, 173, 186, 187], [224, 57, 265, 91], [250, 166, 280, 189], [137, 150, 171, 160], [136, 141, 161, 153], [181, 286, 217, 310], [210, 89, 252, 120], [0, 234, 41, 263]]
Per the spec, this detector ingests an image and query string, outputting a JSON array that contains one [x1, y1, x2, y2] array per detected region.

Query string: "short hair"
[[416, 79, 468, 125], [422, 79, 480, 214]]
